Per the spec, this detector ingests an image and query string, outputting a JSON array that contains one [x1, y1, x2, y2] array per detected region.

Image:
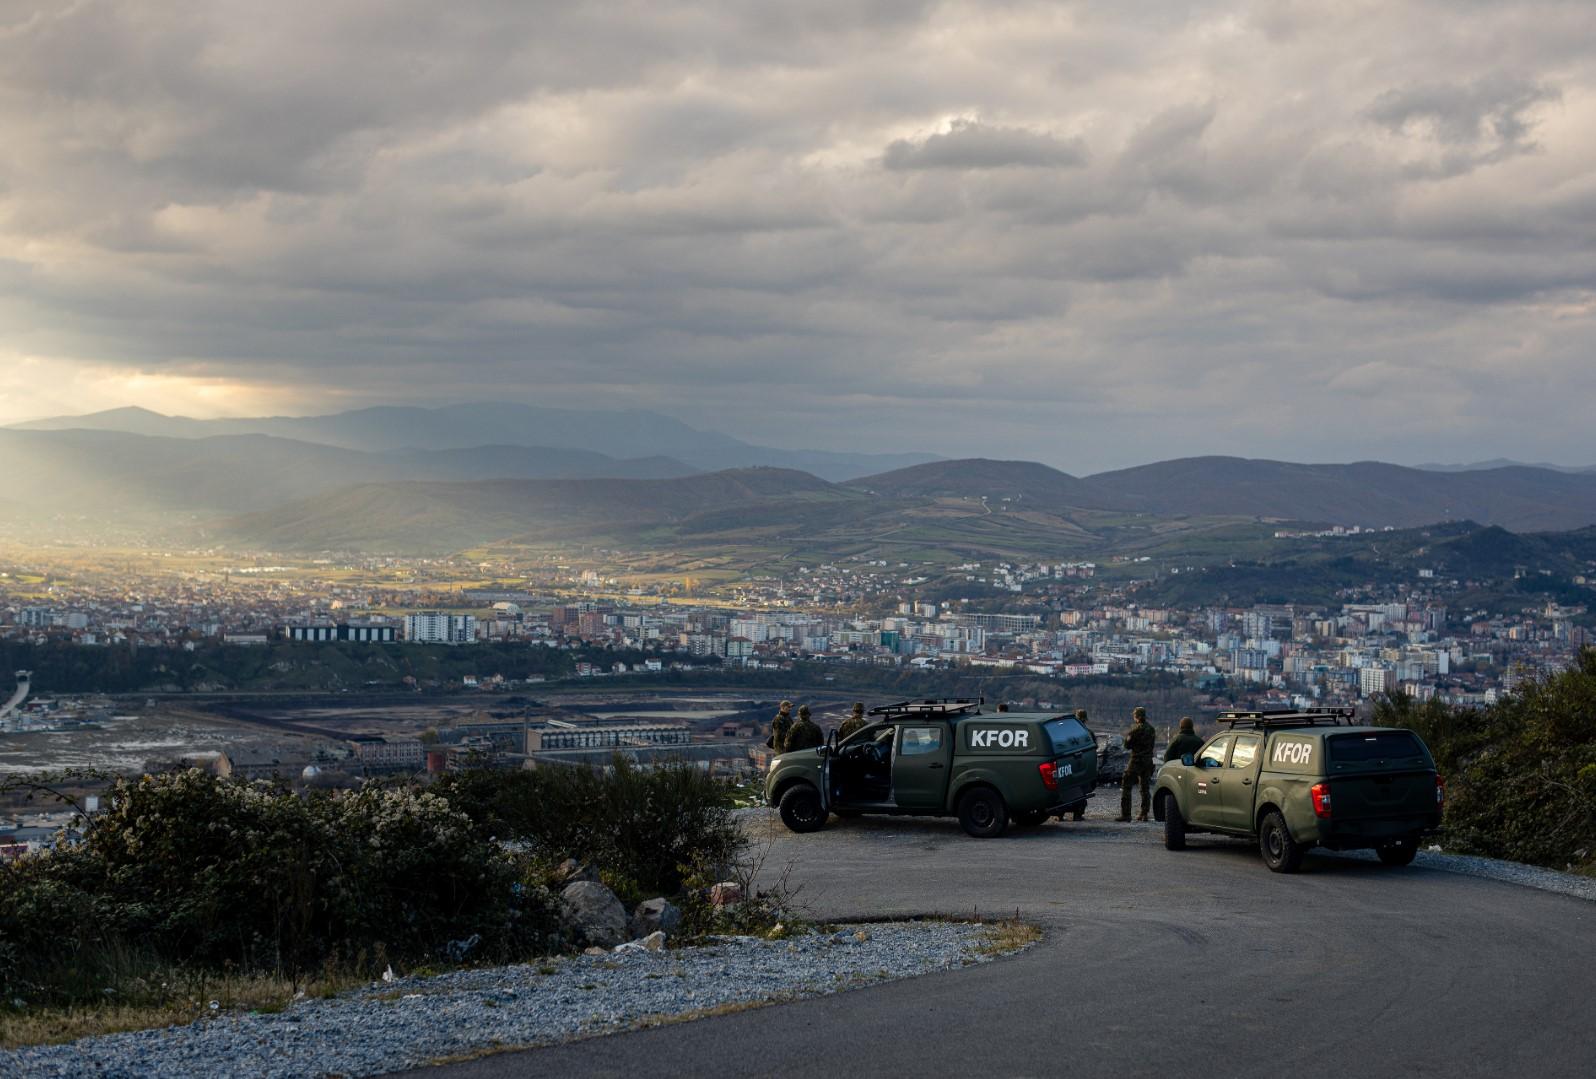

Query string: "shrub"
[[0, 771, 563, 1005], [1374, 648, 1596, 872], [434, 758, 743, 897]]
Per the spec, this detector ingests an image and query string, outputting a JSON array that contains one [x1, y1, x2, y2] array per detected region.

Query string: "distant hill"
[[1079, 457, 1596, 531], [1418, 458, 1596, 474], [221, 468, 848, 551], [0, 428, 698, 515], [847, 458, 1131, 513], [10, 404, 939, 482]]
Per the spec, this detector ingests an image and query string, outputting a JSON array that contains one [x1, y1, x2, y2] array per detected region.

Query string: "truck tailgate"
[[1330, 769, 1435, 819]]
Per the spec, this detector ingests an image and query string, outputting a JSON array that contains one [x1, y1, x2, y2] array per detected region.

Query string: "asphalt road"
[[419, 810, 1595, 1079]]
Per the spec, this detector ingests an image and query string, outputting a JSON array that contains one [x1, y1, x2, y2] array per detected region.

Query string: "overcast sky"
[[2, 1, 1594, 472]]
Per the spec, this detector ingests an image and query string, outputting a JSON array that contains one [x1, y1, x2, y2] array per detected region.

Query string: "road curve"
[[415, 812, 1595, 1079]]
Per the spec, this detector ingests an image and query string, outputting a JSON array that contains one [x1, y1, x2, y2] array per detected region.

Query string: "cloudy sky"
[[2, 0, 1594, 472]]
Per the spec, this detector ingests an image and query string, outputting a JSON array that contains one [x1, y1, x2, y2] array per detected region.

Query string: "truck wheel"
[[957, 787, 1009, 838], [1377, 839, 1419, 866], [1014, 809, 1048, 827], [1259, 810, 1304, 873], [1164, 800, 1187, 851], [778, 785, 827, 834]]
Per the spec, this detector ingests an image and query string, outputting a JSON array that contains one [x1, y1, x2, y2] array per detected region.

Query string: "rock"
[[582, 946, 607, 956], [555, 858, 600, 885], [708, 881, 743, 907], [641, 931, 666, 952], [629, 897, 682, 939], [560, 881, 628, 948]]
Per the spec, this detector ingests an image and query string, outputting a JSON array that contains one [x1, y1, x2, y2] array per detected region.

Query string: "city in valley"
[[3, 518, 1589, 852]]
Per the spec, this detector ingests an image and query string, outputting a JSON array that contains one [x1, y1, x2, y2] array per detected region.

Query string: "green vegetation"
[[1373, 648, 1596, 874], [0, 640, 707, 694], [0, 762, 742, 1029]]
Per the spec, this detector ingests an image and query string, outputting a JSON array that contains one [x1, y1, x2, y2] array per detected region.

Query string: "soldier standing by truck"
[[767, 700, 794, 751], [837, 702, 868, 740], [1164, 716, 1203, 762], [784, 704, 823, 752], [1119, 707, 1156, 821]]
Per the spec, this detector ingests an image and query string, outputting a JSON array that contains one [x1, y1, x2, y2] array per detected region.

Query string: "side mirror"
[[1181, 754, 1195, 767]]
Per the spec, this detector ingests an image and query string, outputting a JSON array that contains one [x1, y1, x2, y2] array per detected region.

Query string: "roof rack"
[[868, 697, 984, 720], [1219, 707, 1357, 730]]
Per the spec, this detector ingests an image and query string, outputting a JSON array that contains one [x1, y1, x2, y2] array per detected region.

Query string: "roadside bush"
[[1375, 648, 1596, 872], [0, 771, 562, 1006], [434, 758, 743, 896]]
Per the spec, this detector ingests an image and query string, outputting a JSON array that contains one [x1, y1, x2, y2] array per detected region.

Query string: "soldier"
[[784, 704, 823, 752], [1164, 716, 1203, 762], [1119, 706, 1156, 821], [1075, 708, 1089, 725], [837, 701, 868, 741], [767, 700, 793, 752]]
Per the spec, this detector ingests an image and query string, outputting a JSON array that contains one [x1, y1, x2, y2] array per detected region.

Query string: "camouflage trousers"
[[1120, 759, 1154, 818]]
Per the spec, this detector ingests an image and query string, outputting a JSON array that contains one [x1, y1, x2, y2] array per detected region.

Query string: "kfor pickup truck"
[[1153, 709, 1443, 873], [766, 698, 1098, 838]]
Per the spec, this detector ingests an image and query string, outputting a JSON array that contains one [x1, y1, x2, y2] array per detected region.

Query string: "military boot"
[[1137, 810, 1149, 822]]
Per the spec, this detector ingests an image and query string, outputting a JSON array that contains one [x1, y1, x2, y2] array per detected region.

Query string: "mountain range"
[[10, 404, 937, 482], [9, 407, 1596, 559]]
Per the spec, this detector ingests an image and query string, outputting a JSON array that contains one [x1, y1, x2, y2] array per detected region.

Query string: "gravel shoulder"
[[2, 921, 1007, 1079]]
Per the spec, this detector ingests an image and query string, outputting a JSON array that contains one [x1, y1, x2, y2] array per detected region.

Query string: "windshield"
[[1328, 731, 1426, 763]]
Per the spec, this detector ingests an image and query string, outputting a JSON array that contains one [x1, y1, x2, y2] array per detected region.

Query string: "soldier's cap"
[[1179, 716, 1194, 732], [1133, 707, 1147, 720], [851, 701, 864, 714], [779, 700, 792, 710], [1074, 709, 1087, 720], [798, 704, 811, 717]]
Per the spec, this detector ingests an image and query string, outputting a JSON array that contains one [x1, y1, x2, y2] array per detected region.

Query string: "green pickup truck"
[[1153, 709, 1443, 873], [765, 698, 1098, 838]]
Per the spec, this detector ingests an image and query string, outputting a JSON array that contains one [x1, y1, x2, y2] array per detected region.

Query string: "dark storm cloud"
[[1, 0, 1595, 470]]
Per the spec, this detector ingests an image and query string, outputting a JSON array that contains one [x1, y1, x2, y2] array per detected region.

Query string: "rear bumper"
[[1315, 813, 1440, 848]]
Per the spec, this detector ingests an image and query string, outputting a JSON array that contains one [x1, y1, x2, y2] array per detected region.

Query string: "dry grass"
[[0, 970, 369, 1050], [973, 917, 1043, 957]]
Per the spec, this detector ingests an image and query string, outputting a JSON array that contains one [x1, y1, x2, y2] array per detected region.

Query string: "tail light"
[[1039, 761, 1059, 791], [1436, 774, 1446, 808], [1310, 781, 1332, 818]]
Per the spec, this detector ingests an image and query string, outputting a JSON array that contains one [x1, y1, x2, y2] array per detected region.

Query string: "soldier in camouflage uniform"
[[784, 704, 823, 752], [837, 702, 868, 741], [1119, 706, 1156, 821], [767, 700, 794, 752], [1075, 708, 1089, 725], [1164, 716, 1203, 762]]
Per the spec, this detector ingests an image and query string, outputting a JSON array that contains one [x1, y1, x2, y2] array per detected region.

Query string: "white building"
[[404, 612, 478, 644]]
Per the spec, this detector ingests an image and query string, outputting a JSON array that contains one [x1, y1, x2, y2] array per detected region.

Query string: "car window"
[[899, 726, 943, 756], [1230, 736, 1260, 769], [1328, 731, 1426, 763], [1198, 735, 1232, 768]]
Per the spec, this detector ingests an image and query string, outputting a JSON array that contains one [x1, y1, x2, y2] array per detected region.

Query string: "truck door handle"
[[1242, 778, 1252, 785]]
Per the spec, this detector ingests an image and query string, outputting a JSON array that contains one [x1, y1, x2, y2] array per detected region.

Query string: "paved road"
[[421, 811, 1595, 1078]]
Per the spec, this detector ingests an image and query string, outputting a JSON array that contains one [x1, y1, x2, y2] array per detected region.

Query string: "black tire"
[[1377, 838, 1419, 866], [957, 787, 1009, 838], [1014, 809, 1048, 828], [1258, 810, 1305, 873], [778, 785, 827, 834], [1164, 798, 1187, 851]]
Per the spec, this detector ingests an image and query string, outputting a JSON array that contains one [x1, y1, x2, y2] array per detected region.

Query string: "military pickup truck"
[[1153, 709, 1443, 873], [765, 698, 1098, 838]]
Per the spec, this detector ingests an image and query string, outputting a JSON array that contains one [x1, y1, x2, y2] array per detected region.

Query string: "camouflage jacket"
[[768, 710, 792, 751], [784, 717, 823, 752], [1125, 721, 1156, 761]]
